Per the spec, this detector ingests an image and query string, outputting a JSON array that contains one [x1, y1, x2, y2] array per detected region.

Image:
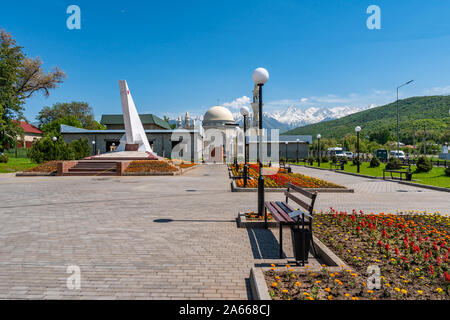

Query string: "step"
[[63, 171, 117, 176], [69, 168, 116, 172]]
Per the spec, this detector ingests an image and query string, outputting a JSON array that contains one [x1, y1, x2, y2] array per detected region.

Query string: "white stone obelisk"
[[116, 80, 154, 154]]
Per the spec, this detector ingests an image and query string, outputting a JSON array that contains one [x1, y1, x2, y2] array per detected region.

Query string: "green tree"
[[40, 115, 83, 138], [37, 101, 104, 130], [0, 29, 65, 151]]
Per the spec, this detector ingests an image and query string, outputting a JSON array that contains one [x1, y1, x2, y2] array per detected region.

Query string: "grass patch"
[[0, 157, 38, 173], [290, 161, 450, 188]]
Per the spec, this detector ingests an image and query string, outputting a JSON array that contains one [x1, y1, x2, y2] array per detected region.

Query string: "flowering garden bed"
[[24, 161, 58, 173], [124, 160, 179, 174], [230, 164, 345, 189], [265, 210, 449, 300]]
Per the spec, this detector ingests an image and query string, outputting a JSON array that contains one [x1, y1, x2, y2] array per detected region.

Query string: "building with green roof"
[[100, 114, 171, 130]]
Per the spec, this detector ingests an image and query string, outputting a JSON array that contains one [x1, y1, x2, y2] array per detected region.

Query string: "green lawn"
[[290, 161, 450, 188], [0, 158, 38, 173]]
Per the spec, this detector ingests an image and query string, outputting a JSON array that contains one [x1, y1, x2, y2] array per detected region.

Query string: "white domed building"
[[202, 106, 236, 129], [202, 105, 238, 162]]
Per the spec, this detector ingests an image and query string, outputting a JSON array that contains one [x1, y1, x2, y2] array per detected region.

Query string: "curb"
[[15, 172, 56, 177], [230, 180, 353, 193], [291, 164, 450, 193], [249, 267, 272, 300]]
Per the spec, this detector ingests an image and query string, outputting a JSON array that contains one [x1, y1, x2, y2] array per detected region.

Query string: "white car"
[[389, 150, 405, 160], [344, 152, 354, 159]]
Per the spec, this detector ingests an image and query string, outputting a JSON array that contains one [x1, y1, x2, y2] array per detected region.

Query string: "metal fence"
[[3, 148, 29, 158]]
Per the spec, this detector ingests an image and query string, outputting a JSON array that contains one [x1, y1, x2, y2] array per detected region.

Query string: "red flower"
[[395, 247, 400, 255], [385, 243, 390, 251], [445, 272, 450, 282], [429, 265, 434, 275], [436, 256, 441, 265]]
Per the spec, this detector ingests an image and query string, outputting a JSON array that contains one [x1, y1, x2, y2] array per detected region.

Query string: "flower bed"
[[124, 160, 179, 173], [231, 164, 344, 189], [244, 211, 273, 221], [265, 210, 449, 300], [24, 161, 58, 173]]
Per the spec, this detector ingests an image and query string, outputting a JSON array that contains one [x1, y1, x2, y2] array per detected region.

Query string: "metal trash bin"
[[291, 227, 311, 265], [406, 172, 412, 181]]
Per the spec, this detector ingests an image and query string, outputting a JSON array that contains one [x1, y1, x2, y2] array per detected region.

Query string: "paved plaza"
[[0, 165, 448, 299]]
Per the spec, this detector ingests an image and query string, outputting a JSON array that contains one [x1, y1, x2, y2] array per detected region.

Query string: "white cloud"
[[222, 96, 251, 109], [423, 86, 450, 95]]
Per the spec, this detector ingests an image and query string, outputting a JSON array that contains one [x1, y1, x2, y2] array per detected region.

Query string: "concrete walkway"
[[0, 164, 448, 299], [289, 165, 450, 214]]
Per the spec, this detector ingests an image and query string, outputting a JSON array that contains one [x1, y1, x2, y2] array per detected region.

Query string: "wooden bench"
[[279, 160, 292, 173], [264, 183, 318, 265], [330, 161, 345, 170], [383, 165, 412, 181]]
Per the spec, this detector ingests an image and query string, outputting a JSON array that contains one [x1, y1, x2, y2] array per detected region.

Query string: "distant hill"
[[284, 95, 450, 141]]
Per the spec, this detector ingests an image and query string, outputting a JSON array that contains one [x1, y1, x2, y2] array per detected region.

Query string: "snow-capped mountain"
[[167, 104, 376, 133], [232, 104, 376, 132]]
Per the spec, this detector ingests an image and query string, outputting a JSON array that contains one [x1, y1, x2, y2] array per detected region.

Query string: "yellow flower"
[[436, 288, 444, 294], [367, 290, 374, 294], [394, 287, 400, 292], [344, 293, 350, 297], [275, 276, 280, 280], [417, 290, 423, 295], [282, 289, 289, 293], [401, 289, 407, 294], [385, 283, 391, 287], [295, 281, 301, 287], [328, 295, 333, 300], [329, 273, 335, 277], [324, 288, 331, 292], [315, 280, 322, 284], [303, 292, 310, 296]]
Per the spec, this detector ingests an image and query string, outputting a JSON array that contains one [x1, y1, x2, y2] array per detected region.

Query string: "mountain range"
[[169, 104, 375, 132]]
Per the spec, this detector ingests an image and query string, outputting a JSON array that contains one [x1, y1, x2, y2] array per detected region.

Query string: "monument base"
[[85, 151, 160, 161]]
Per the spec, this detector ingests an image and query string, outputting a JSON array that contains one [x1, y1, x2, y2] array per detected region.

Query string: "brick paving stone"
[[0, 164, 448, 300]]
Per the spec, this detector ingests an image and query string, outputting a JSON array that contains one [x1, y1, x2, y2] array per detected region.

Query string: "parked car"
[[389, 150, 406, 160], [344, 152, 354, 159], [335, 150, 346, 159]]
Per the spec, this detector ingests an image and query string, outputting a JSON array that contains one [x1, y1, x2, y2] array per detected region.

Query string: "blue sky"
[[2, 0, 450, 121]]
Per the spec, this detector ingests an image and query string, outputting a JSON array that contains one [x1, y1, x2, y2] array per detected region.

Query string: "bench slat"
[[277, 201, 312, 221], [285, 191, 312, 211], [264, 201, 289, 223], [272, 202, 295, 223], [287, 183, 315, 199]]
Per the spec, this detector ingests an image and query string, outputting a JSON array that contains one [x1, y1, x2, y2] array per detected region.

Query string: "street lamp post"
[[296, 138, 299, 163], [52, 136, 57, 160], [317, 134, 321, 167], [396, 80, 414, 157], [92, 140, 96, 155], [240, 106, 250, 187], [355, 126, 361, 173], [252, 67, 269, 218]]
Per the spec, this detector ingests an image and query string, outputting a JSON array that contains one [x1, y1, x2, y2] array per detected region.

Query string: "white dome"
[[203, 106, 235, 122]]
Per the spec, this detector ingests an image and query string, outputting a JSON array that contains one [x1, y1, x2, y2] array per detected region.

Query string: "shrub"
[[415, 156, 432, 173], [445, 167, 450, 177], [307, 157, 314, 165], [352, 158, 360, 166], [370, 156, 380, 168], [385, 157, 402, 170], [321, 155, 329, 163], [0, 154, 8, 163], [28, 137, 90, 163], [340, 158, 348, 164], [331, 155, 338, 164]]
